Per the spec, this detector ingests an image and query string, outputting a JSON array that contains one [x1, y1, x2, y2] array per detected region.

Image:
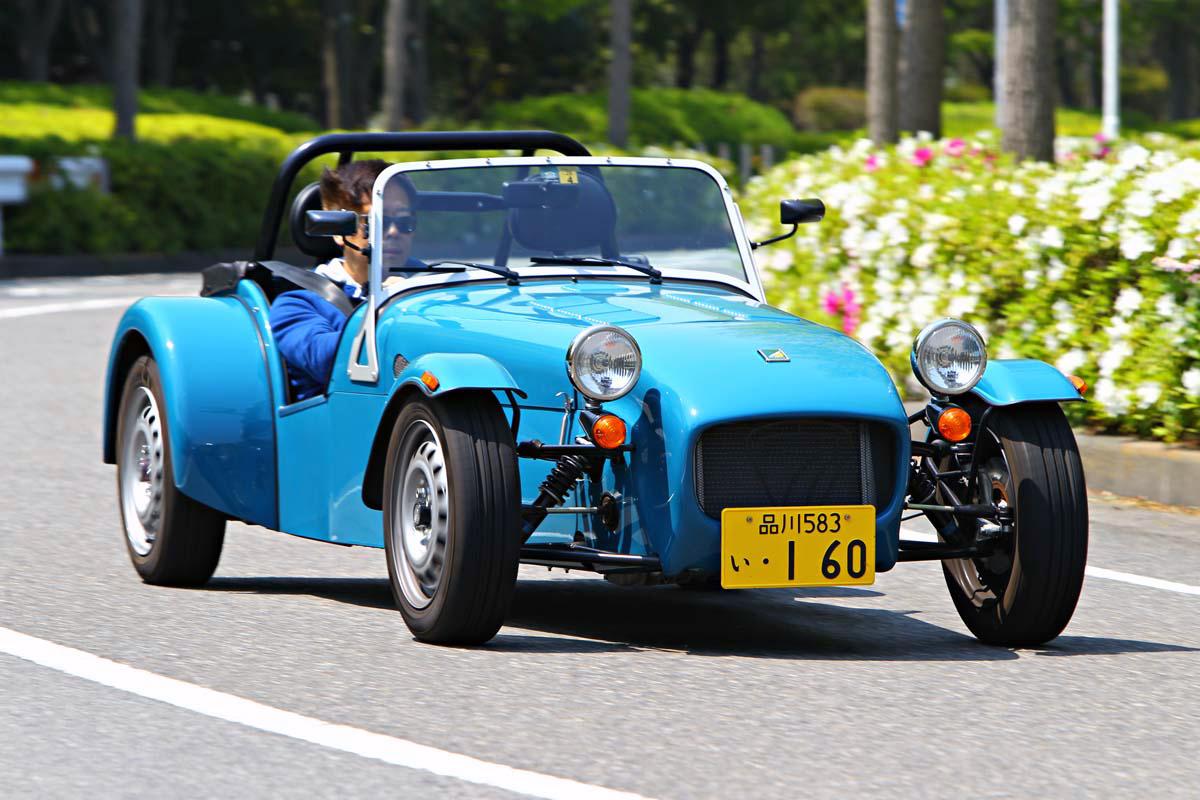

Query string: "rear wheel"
[[941, 404, 1088, 647], [383, 392, 521, 644], [116, 355, 225, 586]]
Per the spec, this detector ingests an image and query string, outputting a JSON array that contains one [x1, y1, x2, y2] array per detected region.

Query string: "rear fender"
[[102, 296, 278, 528], [360, 353, 526, 510], [969, 359, 1083, 407]]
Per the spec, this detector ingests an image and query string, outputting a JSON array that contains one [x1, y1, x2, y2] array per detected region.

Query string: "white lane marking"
[[1084, 567, 1200, 596], [900, 526, 1200, 596], [0, 297, 138, 320], [0, 626, 651, 800]]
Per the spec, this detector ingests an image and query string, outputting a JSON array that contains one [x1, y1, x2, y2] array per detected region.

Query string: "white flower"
[[855, 318, 882, 346], [1135, 382, 1162, 408], [1178, 205, 1200, 234], [1166, 238, 1190, 260], [1094, 378, 1129, 416], [1008, 214, 1028, 236], [1119, 226, 1155, 260], [1047, 258, 1068, 283], [1124, 190, 1156, 217], [1099, 340, 1132, 377], [1075, 182, 1113, 221], [1117, 144, 1150, 171], [1114, 287, 1143, 317], [946, 294, 978, 318], [1155, 293, 1178, 319], [1023, 268, 1041, 289], [910, 242, 938, 269], [1038, 226, 1065, 249], [1056, 349, 1087, 376], [1183, 368, 1200, 397]]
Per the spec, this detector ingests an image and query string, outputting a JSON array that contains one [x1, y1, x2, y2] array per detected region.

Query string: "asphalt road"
[[2, 274, 1198, 798]]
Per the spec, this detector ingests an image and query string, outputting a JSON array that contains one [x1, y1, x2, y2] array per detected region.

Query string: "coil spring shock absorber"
[[521, 453, 589, 540]]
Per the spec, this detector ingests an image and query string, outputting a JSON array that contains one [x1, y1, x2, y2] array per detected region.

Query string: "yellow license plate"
[[720, 505, 875, 589]]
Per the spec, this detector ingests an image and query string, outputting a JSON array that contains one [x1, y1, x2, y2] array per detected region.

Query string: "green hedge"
[[741, 132, 1200, 443], [479, 88, 838, 155]]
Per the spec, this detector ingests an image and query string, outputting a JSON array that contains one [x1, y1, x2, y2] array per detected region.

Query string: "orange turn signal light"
[[420, 371, 440, 391], [591, 414, 627, 449], [1068, 374, 1088, 395], [937, 407, 972, 442]]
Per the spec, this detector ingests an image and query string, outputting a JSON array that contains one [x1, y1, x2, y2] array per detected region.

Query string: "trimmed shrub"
[[792, 87, 866, 132], [741, 132, 1200, 443]]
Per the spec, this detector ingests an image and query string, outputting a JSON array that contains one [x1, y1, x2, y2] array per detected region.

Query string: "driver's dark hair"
[[319, 159, 415, 211]]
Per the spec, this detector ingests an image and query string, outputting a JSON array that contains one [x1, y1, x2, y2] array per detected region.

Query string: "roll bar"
[[254, 130, 592, 260]]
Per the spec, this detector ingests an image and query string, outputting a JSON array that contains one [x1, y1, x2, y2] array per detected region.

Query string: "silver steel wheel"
[[119, 386, 165, 557], [388, 419, 450, 610]]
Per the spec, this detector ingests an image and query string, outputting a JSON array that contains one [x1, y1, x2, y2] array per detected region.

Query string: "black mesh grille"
[[695, 419, 896, 518]]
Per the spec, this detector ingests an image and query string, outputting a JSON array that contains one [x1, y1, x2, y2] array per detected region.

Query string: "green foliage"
[[481, 88, 802, 152], [943, 82, 991, 103], [791, 87, 866, 132], [0, 81, 319, 133], [741, 132, 1200, 443], [1120, 66, 1170, 121]]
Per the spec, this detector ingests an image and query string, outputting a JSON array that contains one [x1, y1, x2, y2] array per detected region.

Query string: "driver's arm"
[[270, 291, 349, 385]]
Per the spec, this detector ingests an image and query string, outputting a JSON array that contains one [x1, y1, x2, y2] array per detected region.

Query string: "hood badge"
[[757, 348, 790, 363]]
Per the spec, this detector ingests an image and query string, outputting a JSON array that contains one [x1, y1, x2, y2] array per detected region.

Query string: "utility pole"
[[1102, 0, 1119, 139], [994, 0, 1006, 126]]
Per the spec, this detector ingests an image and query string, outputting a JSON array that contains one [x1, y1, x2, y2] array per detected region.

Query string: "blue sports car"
[[103, 131, 1088, 646]]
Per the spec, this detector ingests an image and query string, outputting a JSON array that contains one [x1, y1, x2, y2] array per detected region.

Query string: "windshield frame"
[[366, 156, 764, 303]]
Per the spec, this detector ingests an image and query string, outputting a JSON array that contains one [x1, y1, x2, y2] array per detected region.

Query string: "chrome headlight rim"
[[911, 318, 988, 396], [565, 324, 642, 402]]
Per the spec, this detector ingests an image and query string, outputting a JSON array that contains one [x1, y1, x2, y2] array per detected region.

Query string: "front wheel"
[[941, 404, 1088, 647], [383, 392, 522, 645]]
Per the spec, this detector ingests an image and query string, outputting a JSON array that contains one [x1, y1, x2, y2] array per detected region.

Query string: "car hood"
[[381, 278, 905, 423]]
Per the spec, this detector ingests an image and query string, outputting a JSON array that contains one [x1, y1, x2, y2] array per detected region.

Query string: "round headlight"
[[912, 319, 987, 395], [566, 325, 642, 402]]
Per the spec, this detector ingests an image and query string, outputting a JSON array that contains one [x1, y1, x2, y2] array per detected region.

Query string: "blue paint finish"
[[235, 279, 290, 412], [369, 278, 910, 571], [102, 297, 277, 528], [393, 352, 527, 399], [275, 396, 332, 539], [971, 359, 1082, 406]]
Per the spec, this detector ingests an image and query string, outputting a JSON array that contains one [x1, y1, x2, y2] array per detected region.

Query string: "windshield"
[[374, 162, 745, 288]]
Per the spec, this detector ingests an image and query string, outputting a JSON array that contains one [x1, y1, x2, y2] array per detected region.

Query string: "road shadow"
[[204, 574, 1195, 661]]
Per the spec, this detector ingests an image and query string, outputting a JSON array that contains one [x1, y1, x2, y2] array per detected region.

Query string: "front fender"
[[102, 297, 278, 528], [393, 352, 527, 399], [969, 359, 1083, 406], [360, 353, 526, 510]]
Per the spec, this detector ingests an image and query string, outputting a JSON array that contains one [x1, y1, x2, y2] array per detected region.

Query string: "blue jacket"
[[270, 285, 359, 401]]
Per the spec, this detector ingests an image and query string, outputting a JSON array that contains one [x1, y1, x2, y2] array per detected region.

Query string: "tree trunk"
[[867, 0, 899, 145], [382, 0, 409, 129], [1163, 23, 1197, 120], [111, 0, 144, 141], [69, 0, 111, 82], [711, 28, 730, 89], [899, 0, 944, 137], [410, 0, 428, 123], [17, 0, 66, 81], [146, 0, 183, 87], [608, 0, 632, 147], [747, 30, 766, 101], [1001, 0, 1056, 161], [321, 0, 347, 128], [675, 26, 700, 89]]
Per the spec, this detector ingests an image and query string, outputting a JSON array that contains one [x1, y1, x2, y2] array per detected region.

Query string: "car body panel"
[[102, 296, 278, 528], [970, 359, 1083, 406]]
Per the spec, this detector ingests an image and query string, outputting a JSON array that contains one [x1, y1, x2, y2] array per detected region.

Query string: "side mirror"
[[781, 198, 825, 225], [751, 197, 825, 250], [305, 209, 359, 237]]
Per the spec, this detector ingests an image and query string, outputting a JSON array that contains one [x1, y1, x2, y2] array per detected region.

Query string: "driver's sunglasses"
[[355, 213, 417, 234]]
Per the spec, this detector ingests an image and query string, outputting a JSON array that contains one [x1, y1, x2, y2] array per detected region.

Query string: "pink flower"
[[911, 147, 934, 167], [1095, 145, 1112, 160], [943, 138, 966, 157], [1094, 132, 1108, 143], [865, 154, 880, 172], [822, 283, 862, 334]]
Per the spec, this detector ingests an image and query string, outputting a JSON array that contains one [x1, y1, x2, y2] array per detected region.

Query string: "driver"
[[270, 160, 418, 401]]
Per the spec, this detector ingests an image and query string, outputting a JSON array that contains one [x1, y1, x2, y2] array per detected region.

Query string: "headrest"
[[290, 181, 343, 261], [507, 169, 617, 254]]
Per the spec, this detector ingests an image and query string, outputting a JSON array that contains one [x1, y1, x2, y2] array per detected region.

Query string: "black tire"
[[382, 392, 521, 645], [941, 404, 1088, 647], [115, 355, 225, 586]]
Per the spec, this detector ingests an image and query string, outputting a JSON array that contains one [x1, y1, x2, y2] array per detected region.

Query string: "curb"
[[904, 402, 1200, 511]]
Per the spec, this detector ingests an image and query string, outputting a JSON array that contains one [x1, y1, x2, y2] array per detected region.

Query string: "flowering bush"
[[741, 132, 1200, 443]]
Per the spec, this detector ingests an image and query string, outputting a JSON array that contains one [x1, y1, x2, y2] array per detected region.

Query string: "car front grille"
[[694, 418, 896, 518]]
